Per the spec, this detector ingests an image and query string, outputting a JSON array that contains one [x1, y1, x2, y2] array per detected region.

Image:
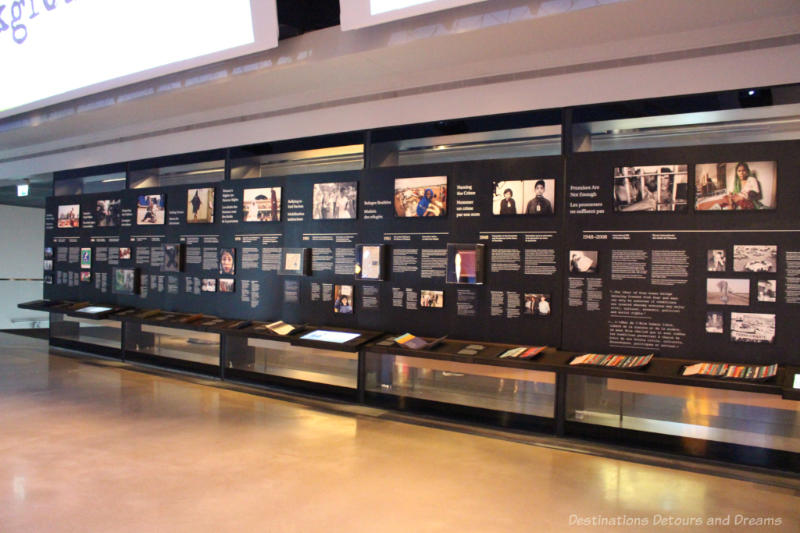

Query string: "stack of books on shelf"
[[682, 362, 778, 380], [498, 346, 547, 360], [570, 353, 654, 369]]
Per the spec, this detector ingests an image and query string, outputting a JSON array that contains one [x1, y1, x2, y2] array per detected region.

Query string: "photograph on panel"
[[333, 285, 354, 314], [733, 245, 777, 272], [706, 278, 749, 306], [569, 250, 598, 274], [113, 268, 138, 295], [757, 280, 777, 302], [201, 278, 217, 292], [43, 260, 53, 271], [57, 204, 80, 228], [219, 248, 236, 276], [119, 247, 132, 260], [44, 247, 53, 260], [219, 278, 235, 293], [242, 187, 281, 222], [94, 199, 121, 227], [419, 290, 444, 308], [162, 244, 182, 273], [707, 249, 726, 271], [612, 165, 688, 212], [355, 244, 384, 281], [394, 176, 447, 217], [705, 311, 724, 334], [492, 179, 555, 215], [524, 293, 551, 317], [80, 248, 92, 269], [446, 244, 485, 284], [187, 188, 214, 223], [731, 312, 775, 344], [695, 161, 777, 211], [136, 194, 166, 225], [80, 271, 92, 283], [313, 181, 357, 220]]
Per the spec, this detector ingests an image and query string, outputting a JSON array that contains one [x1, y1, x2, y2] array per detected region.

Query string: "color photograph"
[[613, 165, 688, 212], [219, 278, 235, 293], [334, 285, 354, 314], [119, 247, 132, 260], [136, 194, 166, 225], [492, 179, 555, 215], [187, 188, 214, 223], [219, 248, 236, 276], [524, 293, 551, 317], [695, 161, 777, 211], [420, 290, 444, 308], [94, 199, 121, 227], [201, 279, 217, 292], [394, 176, 447, 217], [80, 271, 92, 283], [313, 182, 357, 220], [242, 187, 281, 222], [446, 244, 485, 284], [57, 205, 80, 228], [706, 278, 749, 306], [113, 268, 138, 295], [80, 248, 92, 269]]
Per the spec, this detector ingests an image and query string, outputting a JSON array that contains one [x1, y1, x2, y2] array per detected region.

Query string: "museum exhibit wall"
[[42, 135, 800, 365], [0, 205, 45, 329]]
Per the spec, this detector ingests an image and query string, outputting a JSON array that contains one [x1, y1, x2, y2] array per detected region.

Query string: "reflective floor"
[[0, 333, 798, 533]]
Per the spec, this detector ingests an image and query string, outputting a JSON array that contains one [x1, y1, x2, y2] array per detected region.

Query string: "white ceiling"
[[1, 0, 799, 181]]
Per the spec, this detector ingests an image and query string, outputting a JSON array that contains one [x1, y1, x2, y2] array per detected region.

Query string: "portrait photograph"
[[80, 248, 92, 269], [162, 243, 182, 273], [136, 194, 166, 225], [569, 250, 598, 274], [187, 188, 214, 223], [446, 244, 485, 284], [312, 181, 357, 220], [355, 244, 384, 281], [733, 245, 777, 272], [492, 179, 556, 216], [706, 278, 750, 306], [695, 161, 777, 211], [394, 176, 447, 217], [242, 187, 281, 222], [731, 312, 775, 344], [524, 293, 551, 317], [419, 290, 444, 308], [219, 278, 235, 293], [707, 249, 726, 272], [219, 248, 236, 276], [57, 205, 80, 228], [613, 165, 688, 212], [333, 285, 354, 314], [757, 280, 777, 302], [705, 311, 724, 334], [95, 199, 121, 227]]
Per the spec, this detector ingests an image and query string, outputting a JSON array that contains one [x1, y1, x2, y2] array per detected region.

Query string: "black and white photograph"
[[201, 278, 217, 292], [162, 244, 182, 272], [695, 161, 777, 211], [707, 250, 726, 272], [524, 293, 551, 317], [187, 188, 214, 223], [420, 290, 444, 308], [242, 187, 281, 222], [219, 248, 236, 276], [43, 260, 53, 271], [119, 247, 131, 260], [731, 312, 775, 344], [569, 250, 598, 274], [113, 268, 138, 295], [279, 248, 309, 276], [705, 311, 724, 334], [393, 176, 447, 217], [355, 244, 384, 280], [57, 204, 80, 228], [312, 181, 357, 220], [706, 278, 749, 306], [219, 278, 235, 293], [757, 280, 777, 302], [136, 194, 166, 225], [94, 199, 121, 227], [613, 165, 688, 212], [733, 245, 777, 272], [492, 179, 555, 215], [446, 244, 485, 284], [80, 248, 92, 269], [333, 285, 354, 314]]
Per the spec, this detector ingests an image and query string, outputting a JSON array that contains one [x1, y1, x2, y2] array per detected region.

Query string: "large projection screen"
[[0, 0, 278, 119], [341, 0, 486, 30]]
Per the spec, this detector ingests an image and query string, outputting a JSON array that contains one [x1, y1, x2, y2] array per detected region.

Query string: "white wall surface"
[[0, 205, 46, 329]]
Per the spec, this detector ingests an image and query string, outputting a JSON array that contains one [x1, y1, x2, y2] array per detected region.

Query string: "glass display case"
[[566, 375, 800, 453], [124, 322, 220, 373], [363, 350, 556, 419], [50, 312, 122, 354], [225, 336, 358, 390]]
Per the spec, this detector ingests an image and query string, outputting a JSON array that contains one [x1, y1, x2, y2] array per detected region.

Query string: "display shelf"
[[49, 311, 123, 358], [17, 299, 68, 312], [123, 320, 221, 376]]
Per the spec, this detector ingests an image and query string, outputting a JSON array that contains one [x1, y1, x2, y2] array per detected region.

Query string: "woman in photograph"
[[499, 188, 516, 214], [219, 249, 235, 275], [730, 162, 763, 209], [416, 188, 443, 216], [190, 190, 202, 221], [334, 295, 352, 314]]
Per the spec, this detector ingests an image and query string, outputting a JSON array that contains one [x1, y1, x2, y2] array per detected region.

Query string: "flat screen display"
[[341, 0, 486, 30], [78, 306, 113, 315], [793, 374, 800, 390], [300, 330, 361, 344], [1, 0, 278, 118]]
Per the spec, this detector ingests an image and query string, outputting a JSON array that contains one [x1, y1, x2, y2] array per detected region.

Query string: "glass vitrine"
[[50, 312, 122, 351]]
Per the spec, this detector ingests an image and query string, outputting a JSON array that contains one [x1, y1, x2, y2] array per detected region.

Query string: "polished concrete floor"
[[0, 333, 798, 533]]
